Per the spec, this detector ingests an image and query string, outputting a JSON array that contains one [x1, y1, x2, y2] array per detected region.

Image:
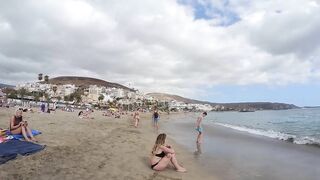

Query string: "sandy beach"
[[0, 108, 213, 180]]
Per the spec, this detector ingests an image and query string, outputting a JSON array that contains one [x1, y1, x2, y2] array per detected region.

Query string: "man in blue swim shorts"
[[152, 109, 160, 131], [195, 112, 207, 144]]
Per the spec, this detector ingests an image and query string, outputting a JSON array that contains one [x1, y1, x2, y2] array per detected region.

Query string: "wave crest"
[[215, 123, 320, 147]]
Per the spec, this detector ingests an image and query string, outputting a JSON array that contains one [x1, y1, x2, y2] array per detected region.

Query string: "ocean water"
[[207, 108, 320, 146], [163, 109, 320, 180]]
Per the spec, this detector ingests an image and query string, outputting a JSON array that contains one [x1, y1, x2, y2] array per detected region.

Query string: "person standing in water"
[[152, 109, 160, 131], [195, 112, 207, 144]]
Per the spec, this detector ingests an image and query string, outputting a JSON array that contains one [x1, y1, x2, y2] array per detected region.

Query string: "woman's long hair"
[[15, 109, 23, 119], [151, 133, 166, 155]]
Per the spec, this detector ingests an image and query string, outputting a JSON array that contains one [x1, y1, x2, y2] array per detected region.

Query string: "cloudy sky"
[[0, 0, 319, 106]]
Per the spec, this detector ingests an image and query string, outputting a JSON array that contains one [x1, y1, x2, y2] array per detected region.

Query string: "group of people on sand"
[[133, 108, 160, 131], [149, 111, 207, 173], [131, 105, 206, 173], [7, 104, 207, 174], [103, 109, 125, 119]]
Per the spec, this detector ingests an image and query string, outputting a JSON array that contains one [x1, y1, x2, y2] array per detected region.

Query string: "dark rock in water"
[[286, 137, 295, 143]]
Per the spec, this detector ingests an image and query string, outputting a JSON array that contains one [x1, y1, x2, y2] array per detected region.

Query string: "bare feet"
[[25, 138, 33, 142], [176, 167, 187, 172]]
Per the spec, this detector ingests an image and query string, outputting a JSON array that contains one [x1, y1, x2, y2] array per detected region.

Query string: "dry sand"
[[0, 108, 214, 180]]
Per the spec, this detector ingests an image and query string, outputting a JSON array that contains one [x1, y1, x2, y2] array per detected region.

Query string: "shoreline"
[[164, 117, 320, 180], [0, 108, 213, 180]]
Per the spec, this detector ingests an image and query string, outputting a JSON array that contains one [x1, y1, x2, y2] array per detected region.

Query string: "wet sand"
[[164, 118, 320, 180], [0, 108, 213, 180]]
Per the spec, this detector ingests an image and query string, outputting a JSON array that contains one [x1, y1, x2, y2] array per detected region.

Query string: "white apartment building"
[[16, 83, 52, 92], [53, 84, 77, 98], [105, 88, 126, 99]]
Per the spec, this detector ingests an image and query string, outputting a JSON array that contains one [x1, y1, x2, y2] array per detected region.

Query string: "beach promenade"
[[0, 108, 212, 180]]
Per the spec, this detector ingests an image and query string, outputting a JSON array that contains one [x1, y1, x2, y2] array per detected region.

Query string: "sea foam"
[[215, 123, 320, 146]]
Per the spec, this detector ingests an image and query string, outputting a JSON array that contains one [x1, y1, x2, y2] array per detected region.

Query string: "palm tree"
[[34, 93, 40, 102], [98, 94, 104, 103], [52, 86, 57, 93], [44, 75, 49, 83], [44, 93, 50, 112], [17, 88, 27, 104], [38, 73, 43, 81], [52, 85, 57, 97], [75, 94, 82, 104]]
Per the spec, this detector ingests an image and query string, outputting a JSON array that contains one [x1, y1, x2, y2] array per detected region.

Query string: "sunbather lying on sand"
[[78, 111, 94, 119]]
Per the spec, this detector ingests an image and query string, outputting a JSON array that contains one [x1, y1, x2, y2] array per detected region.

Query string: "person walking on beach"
[[195, 112, 207, 144], [150, 133, 186, 172], [40, 103, 45, 113], [152, 109, 160, 131], [134, 108, 140, 128]]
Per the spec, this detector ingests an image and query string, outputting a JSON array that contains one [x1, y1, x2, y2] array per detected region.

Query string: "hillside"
[[147, 92, 299, 110], [0, 83, 14, 88], [44, 76, 134, 91], [217, 102, 299, 111], [147, 93, 211, 104]]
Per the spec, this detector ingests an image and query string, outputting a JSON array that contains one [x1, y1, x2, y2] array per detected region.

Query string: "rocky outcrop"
[[147, 92, 299, 111]]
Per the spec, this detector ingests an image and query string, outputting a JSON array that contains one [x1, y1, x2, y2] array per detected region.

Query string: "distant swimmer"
[[195, 112, 207, 144]]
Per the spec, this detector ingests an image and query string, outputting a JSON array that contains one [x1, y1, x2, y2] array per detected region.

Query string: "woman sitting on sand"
[[150, 133, 186, 172], [9, 108, 37, 142]]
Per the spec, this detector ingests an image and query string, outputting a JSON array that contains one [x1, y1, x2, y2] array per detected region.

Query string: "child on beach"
[[134, 108, 140, 128], [195, 112, 207, 144], [150, 133, 186, 172], [9, 108, 37, 142]]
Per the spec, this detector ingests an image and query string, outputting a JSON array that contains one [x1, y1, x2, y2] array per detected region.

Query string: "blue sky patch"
[[178, 0, 241, 26]]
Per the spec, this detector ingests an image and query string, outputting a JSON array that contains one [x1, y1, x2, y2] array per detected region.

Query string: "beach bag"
[[0, 129, 6, 137]]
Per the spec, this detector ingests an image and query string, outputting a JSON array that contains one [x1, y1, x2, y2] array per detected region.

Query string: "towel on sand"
[[6, 129, 41, 140], [0, 140, 45, 165]]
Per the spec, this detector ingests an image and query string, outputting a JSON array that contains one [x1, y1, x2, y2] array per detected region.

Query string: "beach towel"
[[0, 140, 45, 165], [0, 153, 17, 165], [6, 129, 41, 140]]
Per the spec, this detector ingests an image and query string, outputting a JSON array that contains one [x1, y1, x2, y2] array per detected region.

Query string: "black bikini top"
[[155, 151, 166, 158], [13, 116, 23, 126]]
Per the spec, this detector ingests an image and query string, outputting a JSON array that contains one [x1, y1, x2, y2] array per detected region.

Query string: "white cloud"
[[0, 0, 319, 98]]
